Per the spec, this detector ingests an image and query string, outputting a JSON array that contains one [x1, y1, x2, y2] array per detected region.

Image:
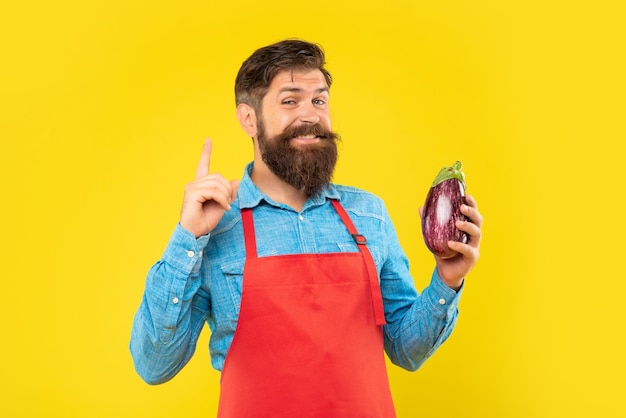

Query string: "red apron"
[[217, 200, 396, 418]]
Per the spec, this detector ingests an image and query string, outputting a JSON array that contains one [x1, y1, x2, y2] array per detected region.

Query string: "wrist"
[[437, 268, 464, 291]]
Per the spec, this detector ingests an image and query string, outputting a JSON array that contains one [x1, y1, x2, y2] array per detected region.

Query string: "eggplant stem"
[[431, 161, 465, 187]]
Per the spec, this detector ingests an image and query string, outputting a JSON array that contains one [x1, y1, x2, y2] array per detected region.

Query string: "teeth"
[[294, 135, 317, 139]]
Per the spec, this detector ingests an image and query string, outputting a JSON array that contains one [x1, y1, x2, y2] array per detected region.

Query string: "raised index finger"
[[195, 138, 213, 179]]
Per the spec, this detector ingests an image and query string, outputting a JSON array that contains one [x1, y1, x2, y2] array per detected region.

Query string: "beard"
[[257, 120, 340, 196]]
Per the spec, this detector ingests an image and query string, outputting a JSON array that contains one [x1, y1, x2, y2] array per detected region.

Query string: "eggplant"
[[421, 161, 469, 259]]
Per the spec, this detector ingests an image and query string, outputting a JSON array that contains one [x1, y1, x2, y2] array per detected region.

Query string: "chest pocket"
[[220, 260, 245, 314]]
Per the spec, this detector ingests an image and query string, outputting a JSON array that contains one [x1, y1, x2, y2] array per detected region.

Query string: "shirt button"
[[187, 250, 195, 258], [172, 297, 179, 304], [298, 215, 304, 221], [439, 298, 446, 305], [198, 250, 203, 257]]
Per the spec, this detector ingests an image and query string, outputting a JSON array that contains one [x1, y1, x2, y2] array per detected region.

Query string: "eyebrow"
[[278, 87, 329, 95]]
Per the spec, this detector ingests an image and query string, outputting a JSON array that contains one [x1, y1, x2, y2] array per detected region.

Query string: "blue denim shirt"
[[130, 163, 463, 385]]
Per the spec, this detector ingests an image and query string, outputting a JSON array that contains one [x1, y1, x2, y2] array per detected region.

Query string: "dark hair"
[[234, 39, 332, 111]]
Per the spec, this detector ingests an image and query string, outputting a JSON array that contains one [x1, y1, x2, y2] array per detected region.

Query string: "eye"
[[313, 99, 327, 106], [282, 99, 297, 105]]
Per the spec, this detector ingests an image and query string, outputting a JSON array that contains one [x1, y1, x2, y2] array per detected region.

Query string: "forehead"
[[267, 69, 329, 93]]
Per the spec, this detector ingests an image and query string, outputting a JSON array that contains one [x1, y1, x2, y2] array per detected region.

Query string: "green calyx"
[[431, 161, 465, 187]]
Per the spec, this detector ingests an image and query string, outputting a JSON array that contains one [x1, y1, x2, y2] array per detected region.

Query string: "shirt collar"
[[237, 162, 341, 210]]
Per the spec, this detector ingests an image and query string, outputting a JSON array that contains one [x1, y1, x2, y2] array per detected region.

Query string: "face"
[[256, 69, 340, 196]]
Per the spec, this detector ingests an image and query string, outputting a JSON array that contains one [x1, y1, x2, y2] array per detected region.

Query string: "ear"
[[236, 103, 258, 137]]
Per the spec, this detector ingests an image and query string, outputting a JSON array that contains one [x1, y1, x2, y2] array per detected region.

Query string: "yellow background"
[[1, 1, 624, 417]]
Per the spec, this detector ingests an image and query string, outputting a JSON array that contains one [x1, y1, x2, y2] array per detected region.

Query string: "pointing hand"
[[179, 139, 240, 238]]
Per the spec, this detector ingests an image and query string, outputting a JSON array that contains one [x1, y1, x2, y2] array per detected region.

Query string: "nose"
[[299, 101, 321, 124]]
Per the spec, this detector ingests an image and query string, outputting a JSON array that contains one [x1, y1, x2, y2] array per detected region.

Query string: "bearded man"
[[130, 39, 483, 418]]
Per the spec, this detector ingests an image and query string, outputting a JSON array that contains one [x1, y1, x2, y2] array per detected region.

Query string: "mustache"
[[275, 124, 340, 143]]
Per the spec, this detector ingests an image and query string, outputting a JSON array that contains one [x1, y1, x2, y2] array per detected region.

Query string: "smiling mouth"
[[291, 135, 323, 144]]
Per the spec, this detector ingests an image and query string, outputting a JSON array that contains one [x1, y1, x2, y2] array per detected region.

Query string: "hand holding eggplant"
[[420, 161, 483, 290]]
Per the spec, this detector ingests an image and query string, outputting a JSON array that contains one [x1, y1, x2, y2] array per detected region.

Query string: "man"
[[130, 39, 483, 417]]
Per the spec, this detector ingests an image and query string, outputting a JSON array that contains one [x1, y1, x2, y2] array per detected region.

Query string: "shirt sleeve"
[[129, 223, 211, 384], [379, 209, 463, 372]]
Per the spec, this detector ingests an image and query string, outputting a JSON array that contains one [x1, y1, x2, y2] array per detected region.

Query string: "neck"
[[250, 160, 309, 212]]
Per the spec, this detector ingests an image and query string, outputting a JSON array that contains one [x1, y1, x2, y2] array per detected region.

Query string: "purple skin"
[[421, 178, 469, 259]]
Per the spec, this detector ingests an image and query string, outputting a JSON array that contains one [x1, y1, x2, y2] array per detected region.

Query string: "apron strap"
[[331, 200, 387, 326], [241, 208, 257, 258]]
